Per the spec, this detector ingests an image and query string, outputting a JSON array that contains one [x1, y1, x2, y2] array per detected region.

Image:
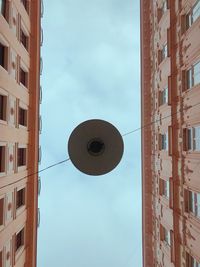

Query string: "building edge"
[[25, 1, 41, 266], [141, 0, 154, 266]]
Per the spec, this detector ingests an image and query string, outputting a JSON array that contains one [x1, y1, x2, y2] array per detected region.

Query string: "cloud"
[[38, 0, 141, 267]]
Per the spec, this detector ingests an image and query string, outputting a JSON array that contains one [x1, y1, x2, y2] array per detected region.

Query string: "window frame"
[[159, 43, 168, 64], [159, 86, 168, 106], [186, 61, 200, 90], [161, 224, 171, 247], [18, 106, 27, 127], [20, 21, 29, 52], [19, 67, 28, 88], [15, 228, 25, 253], [164, 227, 171, 246], [0, 93, 7, 122], [20, 28, 29, 51], [189, 190, 200, 219], [186, 252, 200, 267], [16, 187, 25, 210], [186, 126, 200, 152], [0, 42, 9, 71], [0, 143, 6, 175], [0, 0, 9, 22], [0, 196, 5, 228], [186, 0, 200, 29], [160, 179, 170, 199], [21, 0, 30, 14], [17, 147, 27, 168], [160, 133, 168, 151]]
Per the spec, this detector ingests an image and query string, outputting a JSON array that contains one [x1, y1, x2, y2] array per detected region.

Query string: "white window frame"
[[161, 0, 168, 15], [187, 126, 200, 151], [187, 252, 200, 267], [164, 228, 171, 246], [160, 133, 168, 151], [163, 180, 170, 198], [186, 61, 200, 90], [189, 191, 200, 218], [159, 86, 168, 106], [186, 0, 200, 29]]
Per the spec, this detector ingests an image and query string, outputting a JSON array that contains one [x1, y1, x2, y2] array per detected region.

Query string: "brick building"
[[141, 0, 200, 266], [0, 1, 41, 266]]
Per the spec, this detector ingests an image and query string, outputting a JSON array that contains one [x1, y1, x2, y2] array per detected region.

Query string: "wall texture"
[[0, 1, 41, 266], [141, 0, 200, 266]]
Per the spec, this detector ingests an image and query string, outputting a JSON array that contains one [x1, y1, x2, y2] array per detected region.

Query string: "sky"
[[37, 1, 141, 266]]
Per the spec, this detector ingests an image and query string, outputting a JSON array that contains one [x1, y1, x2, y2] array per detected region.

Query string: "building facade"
[[141, 0, 200, 266], [0, 0, 41, 266]]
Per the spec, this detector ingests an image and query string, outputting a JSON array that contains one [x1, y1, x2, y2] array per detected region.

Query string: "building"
[[141, 0, 200, 266], [0, 0, 42, 266]]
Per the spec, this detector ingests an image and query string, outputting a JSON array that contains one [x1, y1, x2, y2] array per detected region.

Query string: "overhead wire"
[[21, 100, 200, 178], [122, 100, 200, 137]]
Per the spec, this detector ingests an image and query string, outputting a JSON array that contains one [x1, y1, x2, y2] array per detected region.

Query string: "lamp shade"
[[68, 119, 124, 175]]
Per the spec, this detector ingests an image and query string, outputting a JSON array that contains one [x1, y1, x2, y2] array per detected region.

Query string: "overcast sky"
[[37, 1, 141, 266]]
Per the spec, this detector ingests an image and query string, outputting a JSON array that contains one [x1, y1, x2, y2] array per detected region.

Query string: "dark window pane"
[[186, 69, 193, 89], [0, 198, 4, 226], [16, 229, 24, 251], [0, 44, 4, 67], [17, 148, 26, 167], [21, 0, 28, 12], [20, 30, 28, 50], [0, 95, 7, 121], [20, 68, 28, 87], [0, 146, 5, 173], [0, 0, 6, 17], [0, 43, 8, 70], [187, 128, 193, 150], [19, 107, 27, 126], [16, 188, 25, 209]]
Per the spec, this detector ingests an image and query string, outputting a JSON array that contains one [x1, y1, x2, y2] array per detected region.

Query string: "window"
[[0, 250, 2, 267], [19, 107, 27, 126], [161, 225, 171, 246], [17, 148, 26, 167], [159, 87, 168, 106], [161, 0, 168, 15], [21, 0, 29, 12], [15, 228, 24, 252], [187, 252, 200, 267], [189, 191, 200, 218], [164, 228, 171, 246], [20, 29, 28, 51], [0, 197, 4, 226], [186, 126, 200, 151], [0, 0, 8, 21], [186, 0, 200, 29], [186, 61, 200, 89], [160, 133, 168, 150], [16, 188, 25, 209], [0, 146, 6, 173], [159, 43, 168, 64], [0, 43, 8, 70], [20, 67, 28, 88], [0, 94, 7, 121], [160, 179, 170, 198]]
